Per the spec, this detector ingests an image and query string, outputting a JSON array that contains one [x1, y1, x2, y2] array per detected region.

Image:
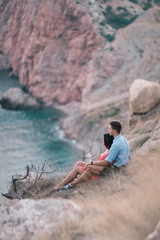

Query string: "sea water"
[[0, 71, 82, 195]]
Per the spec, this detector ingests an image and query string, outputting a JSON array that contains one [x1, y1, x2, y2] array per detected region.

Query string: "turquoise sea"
[[0, 71, 82, 195]]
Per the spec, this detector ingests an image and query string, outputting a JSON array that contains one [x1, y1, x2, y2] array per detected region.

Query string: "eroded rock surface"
[[0, 198, 80, 240], [146, 220, 160, 240], [137, 120, 160, 154], [0, 0, 102, 105], [0, 53, 10, 70], [0, 1, 160, 140], [1, 0, 159, 108]]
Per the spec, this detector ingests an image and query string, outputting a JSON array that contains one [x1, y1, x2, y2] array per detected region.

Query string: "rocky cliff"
[[0, 0, 159, 106], [0, 0, 160, 138], [0, 198, 80, 240], [0, 0, 103, 104], [59, 3, 160, 140]]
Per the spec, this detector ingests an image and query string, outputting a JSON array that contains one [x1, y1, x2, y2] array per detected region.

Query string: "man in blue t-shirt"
[[105, 120, 130, 167], [85, 120, 130, 169]]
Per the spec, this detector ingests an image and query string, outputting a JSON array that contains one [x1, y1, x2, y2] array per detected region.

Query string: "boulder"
[[0, 198, 80, 240], [1, 87, 41, 110], [129, 79, 160, 115]]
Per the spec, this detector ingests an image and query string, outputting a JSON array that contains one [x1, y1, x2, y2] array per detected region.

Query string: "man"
[[85, 120, 130, 169], [105, 120, 130, 167]]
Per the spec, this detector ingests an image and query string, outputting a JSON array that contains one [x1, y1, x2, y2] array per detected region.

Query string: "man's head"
[[108, 120, 122, 137]]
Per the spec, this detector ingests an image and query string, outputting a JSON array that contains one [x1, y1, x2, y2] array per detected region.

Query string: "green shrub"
[[129, 0, 138, 4], [102, 6, 138, 29], [143, 0, 152, 10], [106, 5, 112, 12], [101, 33, 115, 42], [88, 121, 94, 130], [110, 46, 114, 51], [139, 48, 144, 57], [99, 21, 106, 26], [117, 6, 127, 12], [99, 107, 120, 119], [154, 0, 160, 5]]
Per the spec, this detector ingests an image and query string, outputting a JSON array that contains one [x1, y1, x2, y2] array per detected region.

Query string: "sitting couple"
[[52, 120, 130, 192]]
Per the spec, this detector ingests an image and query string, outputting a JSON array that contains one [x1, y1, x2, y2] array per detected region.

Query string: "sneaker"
[[74, 175, 79, 180], [59, 183, 73, 192]]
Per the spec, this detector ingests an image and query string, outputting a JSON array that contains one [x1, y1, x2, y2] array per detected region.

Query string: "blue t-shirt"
[[105, 135, 130, 167]]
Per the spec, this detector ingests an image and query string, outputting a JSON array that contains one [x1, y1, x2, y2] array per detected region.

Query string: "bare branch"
[[2, 160, 58, 200], [1, 192, 13, 199], [11, 166, 30, 194], [42, 167, 58, 174], [12, 166, 30, 181], [27, 160, 46, 190], [27, 161, 58, 190]]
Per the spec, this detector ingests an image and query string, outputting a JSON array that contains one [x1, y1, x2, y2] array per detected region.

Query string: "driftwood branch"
[[1, 160, 58, 200], [27, 160, 58, 190], [12, 166, 30, 193], [12, 165, 30, 181]]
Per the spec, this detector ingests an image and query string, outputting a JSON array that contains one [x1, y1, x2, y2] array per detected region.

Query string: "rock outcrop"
[[59, 6, 160, 140], [0, 53, 10, 70], [128, 133, 150, 153], [1, 0, 159, 108], [0, 1, 160, 139], [1, 87, 41, 109], [129, 79, 160, 115], [0, 198, 80, 240], [137, 120, 160, 155], [0, 0, 102, 105], [146, 220, 160, 240]]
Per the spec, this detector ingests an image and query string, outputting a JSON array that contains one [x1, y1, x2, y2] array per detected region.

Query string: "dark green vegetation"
[[143, 0, 152, 10], [102, 6, 138, 29], [87, 107, 120, 130], [99, 107, 120, 119], [100, 32, 115, 42], [129, 0, 138, 3]]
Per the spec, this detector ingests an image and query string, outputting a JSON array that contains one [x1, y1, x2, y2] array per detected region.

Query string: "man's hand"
[[84, 163, 91, 170]]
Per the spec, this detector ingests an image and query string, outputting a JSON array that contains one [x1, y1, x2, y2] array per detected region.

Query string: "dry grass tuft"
[[38, 149, 160, 240], [27, 148, 160, 240]]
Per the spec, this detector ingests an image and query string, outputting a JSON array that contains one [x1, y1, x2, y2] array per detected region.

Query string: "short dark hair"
[[104, 133, 114, 149], [109, 120, 122, 133]]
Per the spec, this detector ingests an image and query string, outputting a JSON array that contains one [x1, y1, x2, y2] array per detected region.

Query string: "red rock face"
[[0, 0, 103, 104]]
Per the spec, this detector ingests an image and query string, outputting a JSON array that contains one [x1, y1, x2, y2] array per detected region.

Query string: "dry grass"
[[35, 149, 160, 240], [85, 152, 160, 240]]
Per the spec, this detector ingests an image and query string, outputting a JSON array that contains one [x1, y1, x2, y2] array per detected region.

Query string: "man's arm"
[[105, 143, 119, 163], [85, 160, 110, 170], [91, 160, 110, 166]]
